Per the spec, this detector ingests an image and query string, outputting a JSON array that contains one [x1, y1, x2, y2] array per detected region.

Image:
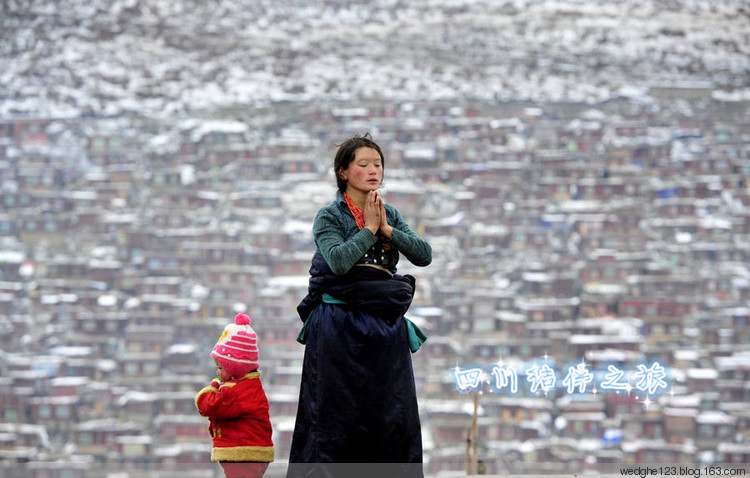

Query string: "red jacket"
[[195, 371, 275, 463]]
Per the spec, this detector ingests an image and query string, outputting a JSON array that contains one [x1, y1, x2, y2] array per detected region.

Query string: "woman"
[[288, 133, 431, 475]]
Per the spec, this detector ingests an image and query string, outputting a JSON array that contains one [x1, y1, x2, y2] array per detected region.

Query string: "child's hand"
[[210, 379, 222, 389]]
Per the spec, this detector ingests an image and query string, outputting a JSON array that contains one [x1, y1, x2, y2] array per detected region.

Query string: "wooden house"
[[0, 378, 29, 423], [153, 441, 212, 468], [124, 324, 175, 355], [87, 133, 132, 165], [117, 390, 157, 427], [717, 443, 750, 464], [72, 419, 141, 458], [161, 344, 201, 375], [662, 407, 697, 444], [27, 395, 79, 434], [0, 422, 51, 463], [156, 391, 198, 417], [154, 415, 208, 443], [622, 440, 696, 464], [115, 434, 153, 467], [695, 411, 737, 449], [116, 352, 162, 384]]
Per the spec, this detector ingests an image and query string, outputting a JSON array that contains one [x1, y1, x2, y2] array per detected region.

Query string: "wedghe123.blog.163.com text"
[[620, 466, 748, 478]]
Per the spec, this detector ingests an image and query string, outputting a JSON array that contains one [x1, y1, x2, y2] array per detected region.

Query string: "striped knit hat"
[[210, 313, 260, 379]]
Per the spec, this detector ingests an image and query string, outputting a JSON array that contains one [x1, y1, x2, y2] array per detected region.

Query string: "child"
[[195, 313, 274, 478]]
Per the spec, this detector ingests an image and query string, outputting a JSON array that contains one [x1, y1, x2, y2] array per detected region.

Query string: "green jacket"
[[313, 191, 432, 275]]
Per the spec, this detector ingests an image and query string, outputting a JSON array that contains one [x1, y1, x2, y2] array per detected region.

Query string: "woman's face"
[[339, 147, 383, 196]]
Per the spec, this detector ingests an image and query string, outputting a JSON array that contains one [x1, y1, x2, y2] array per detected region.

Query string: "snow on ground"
[[1, 0, 749, 117]]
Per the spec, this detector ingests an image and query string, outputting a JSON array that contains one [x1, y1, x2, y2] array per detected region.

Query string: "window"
[[574, 421, 583, 434], [92, 138, 106, 150], [123, 444, 145, 456], [144, 362, 158, 375]]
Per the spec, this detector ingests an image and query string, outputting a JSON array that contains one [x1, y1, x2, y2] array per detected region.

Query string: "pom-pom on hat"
[[211, 313, 260, 379]]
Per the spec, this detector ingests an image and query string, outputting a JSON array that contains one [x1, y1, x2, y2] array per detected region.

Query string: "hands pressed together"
[[363, 190, 393, 239]]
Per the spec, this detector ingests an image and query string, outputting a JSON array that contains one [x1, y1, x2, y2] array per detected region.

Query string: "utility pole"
[[466, 391, 480, 475]]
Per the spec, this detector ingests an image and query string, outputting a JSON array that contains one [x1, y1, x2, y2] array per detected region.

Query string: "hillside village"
[[1, 90, 749, 477]]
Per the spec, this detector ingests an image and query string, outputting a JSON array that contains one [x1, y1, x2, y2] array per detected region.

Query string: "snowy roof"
[[165, 344, 197, 355], [686, 368, 719, 380], [116, 435, 152, 445], [50, 376, 90, 387], [0, 251, 25, 263], [569, 334, 640, 345], [153, 442, 211, 457], [696, 411, 735, 425], [188, 120, 249, 142], [663, 407, 698, 418]]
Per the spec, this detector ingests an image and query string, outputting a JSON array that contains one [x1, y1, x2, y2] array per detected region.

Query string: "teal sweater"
[[313, 192, 432, 276]]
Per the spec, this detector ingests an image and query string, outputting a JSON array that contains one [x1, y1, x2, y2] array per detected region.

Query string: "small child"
[[195, 313, 274, 478]]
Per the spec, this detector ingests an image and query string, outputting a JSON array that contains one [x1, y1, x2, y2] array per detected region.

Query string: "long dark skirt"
[[288, 301, 423, 468]]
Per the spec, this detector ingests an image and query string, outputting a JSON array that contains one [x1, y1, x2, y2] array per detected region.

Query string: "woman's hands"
[[377, 192, 393, 239], [363, 191, 381, 235], [363, 191, 392, 239]]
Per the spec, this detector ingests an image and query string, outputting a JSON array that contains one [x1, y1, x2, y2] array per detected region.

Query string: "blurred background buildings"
[[1, 1, 749, 476]]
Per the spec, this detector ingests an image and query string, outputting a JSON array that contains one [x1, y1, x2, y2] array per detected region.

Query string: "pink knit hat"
[[210, 313, 260, 379]]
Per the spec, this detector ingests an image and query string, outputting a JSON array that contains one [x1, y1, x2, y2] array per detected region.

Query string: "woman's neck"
[[345, 188, 367, 210]]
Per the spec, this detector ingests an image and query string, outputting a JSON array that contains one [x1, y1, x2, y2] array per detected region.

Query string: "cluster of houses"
[[1, 91, 750, 477]]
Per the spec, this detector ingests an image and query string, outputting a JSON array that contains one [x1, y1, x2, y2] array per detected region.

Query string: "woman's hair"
[[333, 132, 385, 192]]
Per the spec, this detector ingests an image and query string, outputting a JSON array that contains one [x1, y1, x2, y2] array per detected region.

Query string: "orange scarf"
[[342, 192, 365, 230]]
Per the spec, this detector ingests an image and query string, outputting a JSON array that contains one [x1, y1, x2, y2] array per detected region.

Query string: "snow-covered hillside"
[[2, 0, 749, 117]]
